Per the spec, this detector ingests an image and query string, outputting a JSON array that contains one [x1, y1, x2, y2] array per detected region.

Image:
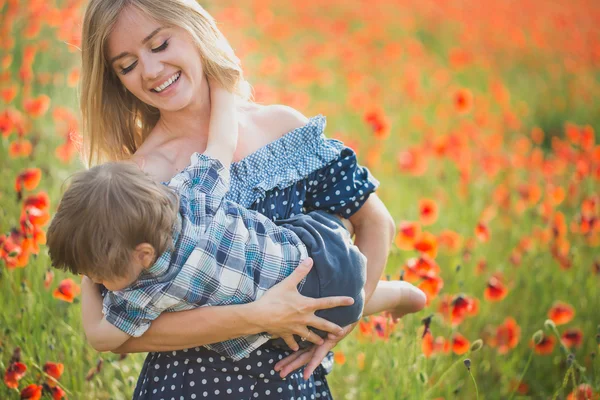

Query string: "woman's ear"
[[134, 243, 156, 268]]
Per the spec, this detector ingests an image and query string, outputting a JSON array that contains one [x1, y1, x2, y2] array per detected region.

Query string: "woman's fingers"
[[274, 348, 306, 372], [298, 330, 324, 346], [281, 335, 299, 352], [303, 342, 334, 380], [277, 349, 315, 378], [307, 316, 344, 336], [283, 258, 314, 287], [310, 295, 354, 311]]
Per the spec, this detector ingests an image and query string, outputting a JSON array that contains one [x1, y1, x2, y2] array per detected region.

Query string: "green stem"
[[507, 349, 534, 400], [424, 356, 467, 397], [468, 368, 480, 400]]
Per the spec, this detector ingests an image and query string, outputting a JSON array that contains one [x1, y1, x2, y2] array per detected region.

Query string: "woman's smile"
[[150, 70, 182, 95]]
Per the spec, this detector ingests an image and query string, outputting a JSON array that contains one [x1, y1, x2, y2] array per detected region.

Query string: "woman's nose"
[[140, 55, 163, 81]]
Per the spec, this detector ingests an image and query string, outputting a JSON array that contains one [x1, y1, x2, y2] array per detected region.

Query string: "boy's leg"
[[362, 280, 427, 320]]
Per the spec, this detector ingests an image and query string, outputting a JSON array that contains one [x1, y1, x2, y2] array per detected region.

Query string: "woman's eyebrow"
[[109, 27, 164, 64]]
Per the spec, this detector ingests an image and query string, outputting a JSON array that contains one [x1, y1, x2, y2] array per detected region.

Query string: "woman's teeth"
[[153, 72, 181, 93]]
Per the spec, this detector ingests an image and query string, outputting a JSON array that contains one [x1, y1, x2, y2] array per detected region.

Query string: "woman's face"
[[106, 6, 206, 112]]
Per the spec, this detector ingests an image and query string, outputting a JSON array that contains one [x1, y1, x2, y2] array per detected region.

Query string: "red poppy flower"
[[1, 85, 18, 103], [453, 88, 473, 114], [452, 333, 470, 355], [39, 269, 52, 290], [437, 229, 462, 253], [567, 384, 595, 400], [422, 332, 450, 357], [397, 147, 428, 176], [21, 206, 50, 228], [50, 386, 66, 400], [531, 334, 555, 355], [475, 221, 491, 243], [561, 328, 583, 348], [484, 274, 508, 302], [413, 231, 438, 259], [364, 108, 390, 140], [439, 294, 479, 326], [395, 221, 421, 250], [43, 362, 64, 387], [422, 331, 434, 357], [403, 255, 440, 282], [15, 168, 42, 193], [333, 351, 346, 365], [4, 362, 27, 389], [20, 384, 43, 400], [418, 275, 444, 303], [492, 317, 521, 354], [23, 95, 50, 118], [24, 192, 50, 211], [548, 302, 575, 325], [419, 198, 438, 226], [55, 141, 77, 163], [53, 278, 81, 303]]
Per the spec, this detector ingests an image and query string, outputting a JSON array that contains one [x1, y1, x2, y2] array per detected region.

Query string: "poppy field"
[[1, 0, 599, 398]]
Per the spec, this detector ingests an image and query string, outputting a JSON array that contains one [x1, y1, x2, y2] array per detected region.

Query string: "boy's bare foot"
[[389, 282, 427, 321]]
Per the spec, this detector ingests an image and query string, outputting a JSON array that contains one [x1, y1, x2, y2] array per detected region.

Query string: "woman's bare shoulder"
[[250, 104, 309, 141]]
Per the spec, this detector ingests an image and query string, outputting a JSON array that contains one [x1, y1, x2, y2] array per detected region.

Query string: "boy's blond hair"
[[47, 162, 178, 280]]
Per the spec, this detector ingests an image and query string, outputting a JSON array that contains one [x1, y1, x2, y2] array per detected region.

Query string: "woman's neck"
[[155, 93, 211, 142]]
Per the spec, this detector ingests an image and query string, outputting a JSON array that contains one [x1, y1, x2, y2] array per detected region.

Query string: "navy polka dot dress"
[[133, 115, 379, 399]]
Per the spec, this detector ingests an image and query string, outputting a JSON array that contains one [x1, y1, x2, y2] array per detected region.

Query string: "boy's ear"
[[134, 243, 156, 268]]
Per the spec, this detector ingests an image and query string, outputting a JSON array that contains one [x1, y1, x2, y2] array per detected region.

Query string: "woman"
[[80, 0, 412, 398]]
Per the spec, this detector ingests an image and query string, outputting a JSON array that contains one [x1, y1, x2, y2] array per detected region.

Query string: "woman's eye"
[[152, 40, 169, 53], [120, 61, 137, 75]]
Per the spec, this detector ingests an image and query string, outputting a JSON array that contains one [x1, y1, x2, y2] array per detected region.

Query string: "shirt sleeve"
[[102, 290, 162, 337], [304, 146, 380, 217], [167, 153, 230, 221]]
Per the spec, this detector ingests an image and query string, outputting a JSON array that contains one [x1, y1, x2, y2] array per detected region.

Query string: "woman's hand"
[[251, 258, 354, 351], [274, 322, 358, 380]]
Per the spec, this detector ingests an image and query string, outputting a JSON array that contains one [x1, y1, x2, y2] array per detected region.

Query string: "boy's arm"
[[81, 277, 130, 352], [203, 83, 238, 168]]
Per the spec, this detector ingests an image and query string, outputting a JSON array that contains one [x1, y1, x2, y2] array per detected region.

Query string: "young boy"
[[47, 85, 425, 361]]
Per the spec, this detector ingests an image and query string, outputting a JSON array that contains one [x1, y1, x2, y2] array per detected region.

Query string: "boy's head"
[[47, 162, 178, 291]]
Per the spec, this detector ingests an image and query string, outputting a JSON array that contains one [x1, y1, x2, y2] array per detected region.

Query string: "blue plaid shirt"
[[103, 154, 310, 361]]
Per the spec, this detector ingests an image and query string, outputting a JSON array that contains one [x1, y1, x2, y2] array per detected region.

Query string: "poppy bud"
[[419, 372, 428, 384], [532, 330, 544, 345], [544, 319, 556, 330], [463, 358, 471, 370], [470, 339, 484, 352]]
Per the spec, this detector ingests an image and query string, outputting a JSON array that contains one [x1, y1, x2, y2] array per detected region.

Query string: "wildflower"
[[20, 384, 42, 399], [4, 362, 27, 389], [454, 89, 473, 114], [548, 302, 575, 325], [52, 278, 81, 303], [484, 274, 508, 302], [452, 333, 470, 355], [419, 198, 438, 226], [43, 362, 64, 387], [561, 328, 583, 348], [395, 221, 421, 250], [531, 334, 555, 355]]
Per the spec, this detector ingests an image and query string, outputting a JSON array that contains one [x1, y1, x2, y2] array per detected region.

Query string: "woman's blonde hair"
[[81, 0, 251, 166]]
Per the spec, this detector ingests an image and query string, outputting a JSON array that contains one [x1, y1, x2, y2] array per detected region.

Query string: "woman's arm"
[[107, 258, 352, 354], [275, 194, 396, 379], [349, 193, 396, 302]]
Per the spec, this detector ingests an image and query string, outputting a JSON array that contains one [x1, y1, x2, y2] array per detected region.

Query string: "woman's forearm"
[[112, 303, 263, 354], [350, 194, 395, 303]]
